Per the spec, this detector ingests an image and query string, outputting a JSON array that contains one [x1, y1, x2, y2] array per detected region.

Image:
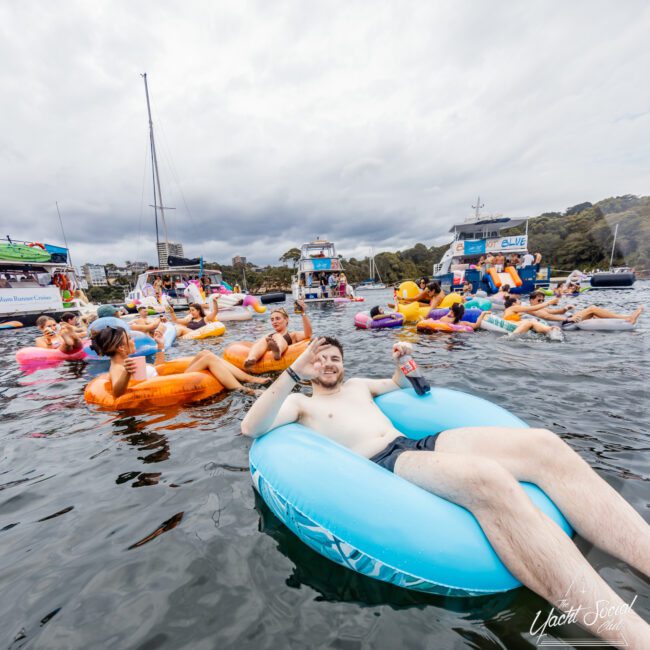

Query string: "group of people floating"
[[23, 277, 649, 647], [32, 298, 314, 398], [383, 277, 643, 340]]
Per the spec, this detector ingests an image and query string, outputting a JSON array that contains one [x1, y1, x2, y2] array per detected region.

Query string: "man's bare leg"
[[435, 426, 650, 576], [573, 305, 643, 324], [395, 451, 650, 648]]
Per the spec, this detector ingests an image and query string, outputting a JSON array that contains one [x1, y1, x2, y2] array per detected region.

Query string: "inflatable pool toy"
[[334, 296, 365, 303], [251, 388, 571, 595], [464, 297, 492, 311], [426, 308, 483, 323], [259, 292, 286, 304], [417, 319, 474, 333], [564, 319, 635, 332], [216, 308, 253, 322], [16, 345, 87, 365], [223, 339, 310, 374], [479, 314, 518, 335], [180, 321, 226, 340], [439, 293, 464, 309], [242, 295, 267, 314], [184, 281, 206, 304], [354, 312, 404, 329], [84, 317, 162, 360], [0, 321, 23, 329], [84, 357, 225, 410], [396, 301, 429, 323], [395, 281, 420, 301], [487, 266, 522, 292]]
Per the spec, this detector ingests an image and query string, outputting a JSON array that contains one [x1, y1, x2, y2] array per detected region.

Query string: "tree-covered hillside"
[[209, 194, 649, 291]]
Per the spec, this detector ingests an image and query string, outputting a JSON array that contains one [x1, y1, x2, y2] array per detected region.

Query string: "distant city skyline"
[[2, 2, 648, 266]]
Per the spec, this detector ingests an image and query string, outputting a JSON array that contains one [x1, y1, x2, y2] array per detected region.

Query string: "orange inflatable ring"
[[416, 319, 474, 333], [26, 242, 46, 250], [223, 339, 310, 374], [84, 357, 224, 410]]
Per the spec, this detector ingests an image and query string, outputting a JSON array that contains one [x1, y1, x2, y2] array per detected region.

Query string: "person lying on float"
[[241, 337, 650, 648], [89, 326, 269, 398], [527, 292, 643, 329], [243, 301, 312, 370], [34, 315, 83, 353], [438, 303, 489, 330]]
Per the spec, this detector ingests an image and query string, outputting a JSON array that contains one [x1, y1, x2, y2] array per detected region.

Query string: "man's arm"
[[364, 342, 412, 397]]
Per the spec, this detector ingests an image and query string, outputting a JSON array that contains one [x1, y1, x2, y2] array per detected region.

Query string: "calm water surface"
[[1, 284, 648, 649]]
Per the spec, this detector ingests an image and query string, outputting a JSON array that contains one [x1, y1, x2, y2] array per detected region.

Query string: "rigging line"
[[150, 94, 200, 242], [136, 133, 150, 264]]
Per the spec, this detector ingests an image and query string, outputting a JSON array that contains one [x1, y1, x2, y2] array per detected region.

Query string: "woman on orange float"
[[89, 326, 270, 399], [243, 300, 312, 369], [167, 302, 218, 337]]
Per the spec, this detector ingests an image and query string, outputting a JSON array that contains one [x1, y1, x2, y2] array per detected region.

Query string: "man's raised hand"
[[291, 337, 329, 380], [392, 341, 413, 361]]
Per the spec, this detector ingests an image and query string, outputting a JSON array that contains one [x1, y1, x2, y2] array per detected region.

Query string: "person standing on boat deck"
[[520, 252, 535, 268], [484, 253, 495, 270], [328, 273, 338, 295], [534, 251, 543, 271], [338, 272, 348, 297], [319, 274, 328, 298], [494, 253, 506, 272], [243, 302, 312, 369], [242, 338, 650, 649]]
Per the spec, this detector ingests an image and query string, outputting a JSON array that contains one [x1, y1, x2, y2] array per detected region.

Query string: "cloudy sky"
[[1, 0, 648, 266]]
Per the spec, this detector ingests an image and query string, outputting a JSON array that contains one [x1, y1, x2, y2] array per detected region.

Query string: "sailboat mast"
[[142, 73, 169, 251], [609, 223, 619, 269]]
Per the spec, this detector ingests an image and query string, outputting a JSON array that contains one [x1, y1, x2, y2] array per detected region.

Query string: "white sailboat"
[[356, 248, 386, 291]]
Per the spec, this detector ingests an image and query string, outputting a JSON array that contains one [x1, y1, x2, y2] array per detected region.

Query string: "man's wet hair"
[[36, 315, 55, 328], [502, 284, 511, 292], [60, 312, 77, 323], [529, 290, 545, 301], [321, 336, 343, 359], [427, 281, 441, 292]]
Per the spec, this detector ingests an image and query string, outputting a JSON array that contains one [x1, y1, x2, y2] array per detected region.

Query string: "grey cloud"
[[1, 1, 649, 266]]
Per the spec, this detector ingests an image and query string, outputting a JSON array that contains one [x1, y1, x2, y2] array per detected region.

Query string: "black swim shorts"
[[369, 435, 438, 473]]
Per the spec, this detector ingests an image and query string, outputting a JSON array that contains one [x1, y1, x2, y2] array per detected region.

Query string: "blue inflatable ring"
[[84, 317, 175, 360], [250, 388, 572, 596]]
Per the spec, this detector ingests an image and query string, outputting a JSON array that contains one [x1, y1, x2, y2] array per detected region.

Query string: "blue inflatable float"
[[250, 388, 572, 596], [84, 317, 176, 360]]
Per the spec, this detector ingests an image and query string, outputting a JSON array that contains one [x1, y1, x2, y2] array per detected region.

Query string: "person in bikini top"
[[244, 301, 312, 369], [167, 302, 218, 336]]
